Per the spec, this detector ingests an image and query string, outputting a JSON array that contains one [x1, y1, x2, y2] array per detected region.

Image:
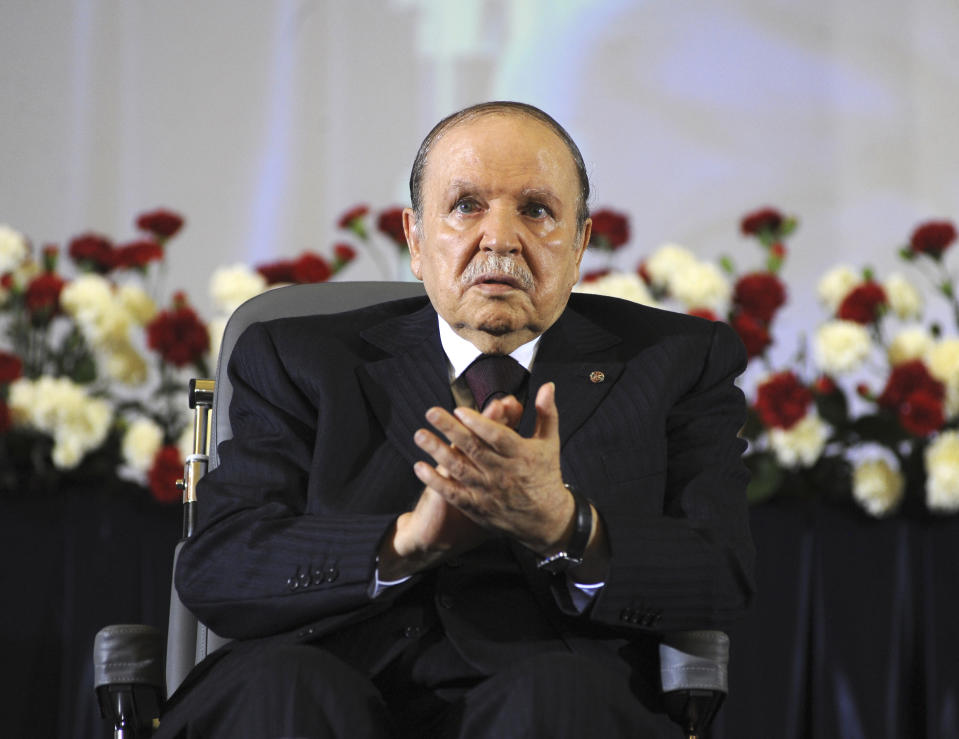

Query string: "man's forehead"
[[425, 115, 577, 189]]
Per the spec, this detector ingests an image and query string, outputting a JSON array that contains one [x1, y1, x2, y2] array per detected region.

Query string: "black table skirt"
[[1, 489, 955, 739]]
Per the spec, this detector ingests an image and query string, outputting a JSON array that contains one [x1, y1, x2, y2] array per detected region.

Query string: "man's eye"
[[454, 199, 479, 214], [523, 203, 551, 219]]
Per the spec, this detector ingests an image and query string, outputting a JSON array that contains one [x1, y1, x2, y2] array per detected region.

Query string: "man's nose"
[[479, 208, 521, 254]]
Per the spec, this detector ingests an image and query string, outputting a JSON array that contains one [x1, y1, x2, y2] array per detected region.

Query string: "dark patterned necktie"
[[463, 354, 528, 411]]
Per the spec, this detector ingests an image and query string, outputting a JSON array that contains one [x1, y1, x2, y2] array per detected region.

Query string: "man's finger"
[[532, 382, 560, 440], [451, 406, 519, 455]]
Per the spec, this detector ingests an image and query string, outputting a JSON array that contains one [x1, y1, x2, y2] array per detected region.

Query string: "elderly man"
[[158, 102, 754, 738]]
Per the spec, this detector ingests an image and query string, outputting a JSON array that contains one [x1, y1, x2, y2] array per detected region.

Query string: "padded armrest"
[[659, 629, 729, 693], [94, 624, 164, 689]]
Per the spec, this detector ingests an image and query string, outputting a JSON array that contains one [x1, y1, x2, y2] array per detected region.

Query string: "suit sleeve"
[[174, 322, 398, 640], [587, 319, 755, 632]]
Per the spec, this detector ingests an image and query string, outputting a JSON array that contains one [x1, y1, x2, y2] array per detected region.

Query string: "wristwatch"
[[536, 484, 593, 574]]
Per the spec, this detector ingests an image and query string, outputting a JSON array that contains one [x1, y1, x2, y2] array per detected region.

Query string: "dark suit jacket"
[[175, 293, 754, 676]]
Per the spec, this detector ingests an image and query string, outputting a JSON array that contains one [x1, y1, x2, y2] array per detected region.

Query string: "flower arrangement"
[[0, 208, 357, 502], [576, 206, 959, 518]]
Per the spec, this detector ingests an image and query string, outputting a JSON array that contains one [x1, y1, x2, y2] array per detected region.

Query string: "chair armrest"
[[93, 624, 164, 736], [659, 630, 729, 739], [659, 629, 729, 693]]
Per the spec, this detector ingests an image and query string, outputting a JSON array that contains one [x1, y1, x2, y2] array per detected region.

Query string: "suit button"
[[620, 608, 634, 622], [325, 566, 338, 583], [403, 626, 422, 638], [438, 594, 454, 609], [312, 567, 324, 585], [641, 613, 655, 627], [297, 571, 310, 587], [287, 577, 299, 591]]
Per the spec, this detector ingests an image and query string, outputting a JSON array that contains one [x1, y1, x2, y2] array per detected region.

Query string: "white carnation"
[[926, 339, 959, 418], [575, 272, 658, 307], [210, 263, 267, 315], [883, 273, 923, 320], [644, 244, 698, 291], [106, 345, 148, 385], [852, 458, 904, 516], [813, 320, 872, 374], [887, 327, 934, 366], [669, 261, 731, 312], [0, 224, 29, 274], [117, 284, 157, 325], [8, 376, 114, 469], [60, 273, 113, 316], [51, 433, 85, 469], [122, 417, 164, 472], [768, 413, 829, 468], [817, 265, 859, 312], [925, 430, 959, 513]]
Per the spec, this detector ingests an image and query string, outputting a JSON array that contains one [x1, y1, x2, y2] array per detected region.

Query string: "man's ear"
[[403, 207, 423, 280], [572, 218, 592, 281]]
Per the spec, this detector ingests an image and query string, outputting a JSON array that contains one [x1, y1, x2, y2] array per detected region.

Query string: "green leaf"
[[745, 452, 784, 503], [719, 255, 736, 275], [815, 390, 848, 427], [71, 356, 97, 384]]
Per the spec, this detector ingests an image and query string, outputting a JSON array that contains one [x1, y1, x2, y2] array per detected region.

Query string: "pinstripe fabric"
[[174, 292, 754, 673]]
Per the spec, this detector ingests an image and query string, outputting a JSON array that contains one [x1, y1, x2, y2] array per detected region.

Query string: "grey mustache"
[[460, 254, 534, 290]]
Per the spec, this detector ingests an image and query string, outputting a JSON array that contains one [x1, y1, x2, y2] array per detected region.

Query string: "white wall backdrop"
[[3, 0, 958, 360]]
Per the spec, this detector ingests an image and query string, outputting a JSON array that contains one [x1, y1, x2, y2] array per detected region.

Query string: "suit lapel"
[[519, 306, 624, 447], [357, 303, 454, 466]]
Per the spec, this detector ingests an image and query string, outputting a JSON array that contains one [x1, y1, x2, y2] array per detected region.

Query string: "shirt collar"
[[437, 314, 540, 379]]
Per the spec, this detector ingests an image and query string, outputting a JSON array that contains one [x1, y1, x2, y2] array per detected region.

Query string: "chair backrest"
[[174, 281, 428, 691], [208, 281, 426, 470]]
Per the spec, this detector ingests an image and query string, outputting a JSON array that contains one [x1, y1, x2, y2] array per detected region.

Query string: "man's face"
[[404, 114, 591, 354]]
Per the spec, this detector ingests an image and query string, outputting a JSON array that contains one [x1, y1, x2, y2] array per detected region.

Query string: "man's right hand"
[[376, 396, 524, 581]]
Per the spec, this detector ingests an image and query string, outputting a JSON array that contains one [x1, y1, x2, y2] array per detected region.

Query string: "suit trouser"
[[154, 626, 680, 739]]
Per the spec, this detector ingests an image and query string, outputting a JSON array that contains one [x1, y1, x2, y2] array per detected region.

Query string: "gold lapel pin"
[[589, 370, 605, 384]]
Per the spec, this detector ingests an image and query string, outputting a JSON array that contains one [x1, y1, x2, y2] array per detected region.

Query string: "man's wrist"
[[537, 484, 593, 574]]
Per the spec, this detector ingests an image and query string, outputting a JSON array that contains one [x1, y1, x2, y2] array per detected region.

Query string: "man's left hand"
[[413, 381, 575, 556]]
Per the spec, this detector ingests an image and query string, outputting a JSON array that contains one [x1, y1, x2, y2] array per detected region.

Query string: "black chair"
[[94, 281, 729, 739]]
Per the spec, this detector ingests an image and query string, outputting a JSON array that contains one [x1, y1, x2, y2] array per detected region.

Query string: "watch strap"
[[537, 484, 592, 573]]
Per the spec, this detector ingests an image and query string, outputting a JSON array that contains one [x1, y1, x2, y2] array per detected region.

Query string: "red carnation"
[[637, 262, 652, 285], [0, 351, 23, 383], [733, 272, 787, 323], [688, 307, 719, 321], [68, 233, 115, 273], [898, 390, 945, 437], [376, 207, 407, 248], [115, 239, 163, 270], [754, 371, 812, 430], [741, 207, 784, 237], [837, 281, 887, 324], [812, 374, 837, 395], [877, 359, 944, 410], [146, 298, 210, 368], [338, 204, 370, 229], [148, 445, 183, 503], [136, 209, 184, 240], [909, 220, 956, 259], [0, 399, 10, 434], [25, 272, 66, 319], [581, 269, 611, 283], [256, 259, 296, 285], [731, 312, 771, 359], [291, 252, 332, 283], [589, 209, 630, 250], [333, 243, 356, 264]]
